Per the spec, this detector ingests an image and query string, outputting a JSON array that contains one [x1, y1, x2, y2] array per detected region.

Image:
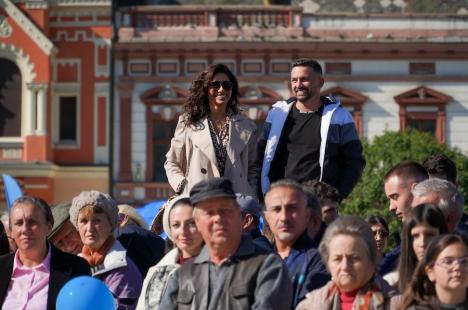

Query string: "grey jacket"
[[159, 236, 293, 310]]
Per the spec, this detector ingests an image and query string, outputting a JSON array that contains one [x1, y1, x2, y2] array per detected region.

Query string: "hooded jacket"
[[259, 96, 365, 199]]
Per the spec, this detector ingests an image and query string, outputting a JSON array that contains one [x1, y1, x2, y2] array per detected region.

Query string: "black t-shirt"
[[270, 103, 322, 183]]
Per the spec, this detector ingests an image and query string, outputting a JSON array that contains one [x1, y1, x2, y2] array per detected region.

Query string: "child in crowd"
[[401, 234, 468, 309]]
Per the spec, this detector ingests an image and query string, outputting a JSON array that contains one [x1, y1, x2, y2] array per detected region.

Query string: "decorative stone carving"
[[300, 0, 321, 13], [354, 0, 366, 9], [0, 15, 12, 38]]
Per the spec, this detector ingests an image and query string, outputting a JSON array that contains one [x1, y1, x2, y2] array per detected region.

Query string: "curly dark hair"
[[183, 63, 240, 125], [302, 180, 340, 204], [422, 153, 457, 184]]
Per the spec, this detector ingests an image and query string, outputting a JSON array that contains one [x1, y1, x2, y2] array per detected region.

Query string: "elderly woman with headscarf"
[[296, 215, 401, 310], [136, 195, 203, 310], [0, 196, 90, 310], [70, 191, 142, 310]]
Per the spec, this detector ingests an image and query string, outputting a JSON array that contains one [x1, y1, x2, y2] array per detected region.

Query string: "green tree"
[[342, 129, 468, 235]]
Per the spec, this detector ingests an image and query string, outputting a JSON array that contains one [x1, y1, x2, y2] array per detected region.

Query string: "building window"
[[129, 60, 150, 76], [241, 60, 264, 76], [59, 96, 77, 142], [320, 86, 367, 137], [407, 118, 436, 135], [394, 86, 451, 143], [409, 62, 435, 75], [152, 121, 177, 182], [140, 85, 188, 182], [325, 62, 351, 75], [0, 58, 22, 137]]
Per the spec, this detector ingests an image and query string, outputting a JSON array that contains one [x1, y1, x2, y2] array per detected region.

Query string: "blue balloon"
[[56, 276, 115, 310]]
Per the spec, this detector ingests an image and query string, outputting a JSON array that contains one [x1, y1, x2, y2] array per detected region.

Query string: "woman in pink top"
[[0, 196, 90, 310]]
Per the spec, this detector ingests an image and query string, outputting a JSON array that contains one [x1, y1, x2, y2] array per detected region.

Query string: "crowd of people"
[[0, 59, 467, 310]]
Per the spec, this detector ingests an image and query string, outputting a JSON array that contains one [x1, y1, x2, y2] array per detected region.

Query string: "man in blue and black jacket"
[[257, 58, 365, 200]]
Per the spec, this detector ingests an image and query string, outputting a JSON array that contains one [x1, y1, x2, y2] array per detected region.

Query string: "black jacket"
[[117, 224, 165, 277], [257, 97, 365, 200], [0, 243, 91, 310], [159, 236, 293, 310]]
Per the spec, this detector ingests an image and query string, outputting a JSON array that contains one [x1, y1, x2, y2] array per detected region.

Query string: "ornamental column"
[[25, 83, 37, 135], [117, 79, 134, 181], [36, 84, 48, 135]]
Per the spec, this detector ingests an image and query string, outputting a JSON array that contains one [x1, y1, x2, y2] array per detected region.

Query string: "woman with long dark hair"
[[401, 234, 468, 309], [366, 215, 390, 261], [384, 204, 448, 291], [165, 63, 258, 197]]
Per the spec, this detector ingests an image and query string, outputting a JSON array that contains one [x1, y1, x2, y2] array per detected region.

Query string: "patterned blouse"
[[207, 117, 230, 176]]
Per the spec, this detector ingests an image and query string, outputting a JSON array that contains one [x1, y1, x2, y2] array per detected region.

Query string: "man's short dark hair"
[[291, 58, 322, 75], [302, 180, 340, 204], [422, 154, 457, 184], [302, 189, 321, 215], [383, 160, 428, 184]]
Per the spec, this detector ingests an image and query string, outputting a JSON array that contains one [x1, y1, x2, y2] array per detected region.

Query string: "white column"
[[36, 85, 48, 135], [25, 83, 37, 136]]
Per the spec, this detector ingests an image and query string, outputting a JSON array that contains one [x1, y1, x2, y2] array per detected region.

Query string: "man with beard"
[[257, 58, 365, 200]]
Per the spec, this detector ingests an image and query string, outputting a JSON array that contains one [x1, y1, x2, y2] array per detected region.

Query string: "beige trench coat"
[[164, 114, 258, 197]]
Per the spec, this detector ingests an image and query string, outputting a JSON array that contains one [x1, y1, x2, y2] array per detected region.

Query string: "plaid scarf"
[[326, 277, 390, 310]]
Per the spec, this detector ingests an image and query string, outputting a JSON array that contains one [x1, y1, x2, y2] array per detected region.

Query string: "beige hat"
[[69, 191, 118, 231]]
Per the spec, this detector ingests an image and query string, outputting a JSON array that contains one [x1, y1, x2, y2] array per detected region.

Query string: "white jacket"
[[136, 248, 180, 310]]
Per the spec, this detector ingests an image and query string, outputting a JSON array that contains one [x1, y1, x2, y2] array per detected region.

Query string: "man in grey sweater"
[[159, 177, 292, 310]]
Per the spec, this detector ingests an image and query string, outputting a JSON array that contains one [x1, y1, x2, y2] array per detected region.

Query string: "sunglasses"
[[209, 80, 233, 91], [372, 230, 389, 238]]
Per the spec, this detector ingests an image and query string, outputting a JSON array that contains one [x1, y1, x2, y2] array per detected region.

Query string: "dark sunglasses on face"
[[372, 230, 389, 238], [209, 80, 233, 91]]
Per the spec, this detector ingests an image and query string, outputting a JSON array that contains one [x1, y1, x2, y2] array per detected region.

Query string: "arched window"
[[140, 85, 189, 183], [0, 58, 22, 137], [239, 85, 283, 136], [320, 86, 367, 137], [394, 86, 450, 143]]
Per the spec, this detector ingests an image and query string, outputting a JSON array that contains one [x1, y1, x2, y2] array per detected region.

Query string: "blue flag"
[[2, 174, 23, 209]]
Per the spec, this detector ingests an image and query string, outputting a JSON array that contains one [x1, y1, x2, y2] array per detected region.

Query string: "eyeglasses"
[[435, 256, 468, 270], [209, 80, 233, 91], [372, 230, 389, 238]]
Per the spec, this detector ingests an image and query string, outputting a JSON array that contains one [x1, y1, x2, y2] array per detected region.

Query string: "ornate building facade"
[[113, 3, 468, 203], [0, 0, 112, 205], [2, 1, 468, 206]]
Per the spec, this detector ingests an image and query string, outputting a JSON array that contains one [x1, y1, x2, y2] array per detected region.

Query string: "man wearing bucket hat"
[[159, 177, 292, 309]]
